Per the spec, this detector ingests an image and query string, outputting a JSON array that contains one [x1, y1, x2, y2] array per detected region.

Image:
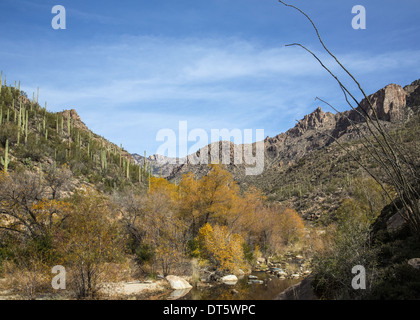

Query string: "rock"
[[100, 280, 165, 296], [276, 271, 288, 277], [220, 275, 238, 285], [274, 276, 317, 300], [248, 275, 258, 280], [167, 288, 192, 300], [353, 83, 407, 123], [248, 280, 264, 285], [408, 258, 420, 270], [288, 107, 335, 138], [165, 275, 193, 290], [236, 269, 245, 277], [386, 210, 406, 233], [291, 274, 300, 279], [404, 79, 420, 111], [231, 289, 238, 295], [256, 257, 266, 264]]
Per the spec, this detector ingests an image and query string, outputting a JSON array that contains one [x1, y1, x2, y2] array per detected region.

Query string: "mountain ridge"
[[134, 79, 419, 185]]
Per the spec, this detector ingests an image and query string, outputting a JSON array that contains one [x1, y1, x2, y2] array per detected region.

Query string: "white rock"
[[277, 271, 287, 277], [165, 275, 193, 290], [408, 258, 420, 270], [221, 275, 238, 284]]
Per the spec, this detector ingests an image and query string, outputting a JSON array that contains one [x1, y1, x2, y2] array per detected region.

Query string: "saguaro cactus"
[[17, 107, 21, 145], [25, 110, 28, 144], [1, 140, 10, 172], [126, 160, 130, 179]]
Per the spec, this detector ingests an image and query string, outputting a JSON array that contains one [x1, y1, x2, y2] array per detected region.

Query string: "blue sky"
[[1, 0, 420, 156]]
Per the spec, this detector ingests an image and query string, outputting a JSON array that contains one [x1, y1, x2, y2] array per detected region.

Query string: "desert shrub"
[[312, 196, 381, 299], [57, 189, 125, 299], [3, 259, 51, 299]]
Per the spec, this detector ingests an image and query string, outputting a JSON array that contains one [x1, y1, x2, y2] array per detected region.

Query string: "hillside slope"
[[0, 81, 151, 193]]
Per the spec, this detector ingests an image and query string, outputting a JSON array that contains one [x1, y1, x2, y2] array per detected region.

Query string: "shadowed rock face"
[[404, 79, 420, 112]]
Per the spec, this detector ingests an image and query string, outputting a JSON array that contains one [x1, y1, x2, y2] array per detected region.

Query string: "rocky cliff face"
[[404, 79, 420, 113], [348, 83, 408, 123]]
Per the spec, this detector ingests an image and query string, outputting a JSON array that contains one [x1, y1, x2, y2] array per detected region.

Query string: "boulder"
[[408, 258, 420, 270], [276, 271, 288, 277], [386, 210, 406, 233], [248, 280, 264, 284], [220, 275, 238, 285], [236, 269, 245, 277], [165, 275, 193, 290]]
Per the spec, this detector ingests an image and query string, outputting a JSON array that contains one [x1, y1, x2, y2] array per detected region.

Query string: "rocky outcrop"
[[404, 79, 420, 112], [288, 107, 336, 138], [351, 84, 408, 123], [60, 109, 89, 131]]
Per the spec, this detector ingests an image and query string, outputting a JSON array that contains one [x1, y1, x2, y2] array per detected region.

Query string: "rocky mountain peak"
[[60, 109, 89, 131], [288, 106, 335, 138], [355, 83, 407, 123]]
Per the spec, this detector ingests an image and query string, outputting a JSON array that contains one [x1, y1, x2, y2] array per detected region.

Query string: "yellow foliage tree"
[[178, 165, 241, 236], [196, 223, 245, 273]]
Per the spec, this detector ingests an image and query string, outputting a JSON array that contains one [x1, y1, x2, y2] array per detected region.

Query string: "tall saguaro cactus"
[[25, 110, 29, 144], [17, 106, 21, 145], [1, 140, 10, 173]]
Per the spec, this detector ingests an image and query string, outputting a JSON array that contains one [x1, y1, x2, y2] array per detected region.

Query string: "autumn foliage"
[[0, 165, 307, 298], [136, 165, 306, 273]]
